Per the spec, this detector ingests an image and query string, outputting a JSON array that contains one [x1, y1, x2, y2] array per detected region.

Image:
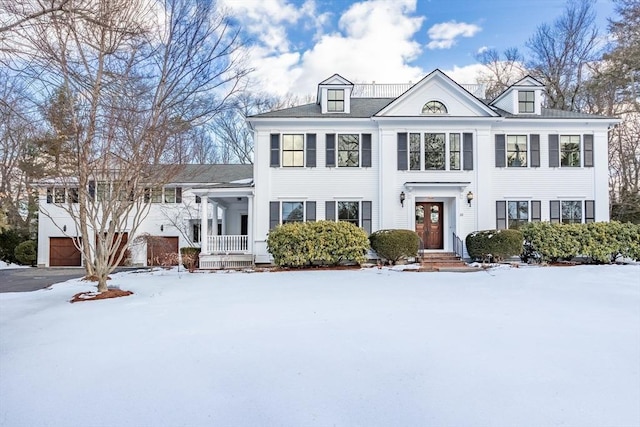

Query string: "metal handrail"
[[452, 232, 464, 259]]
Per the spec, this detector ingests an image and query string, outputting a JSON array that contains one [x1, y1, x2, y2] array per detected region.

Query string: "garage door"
[[147, 236, 179, 266], [50, 237, 82, 267]]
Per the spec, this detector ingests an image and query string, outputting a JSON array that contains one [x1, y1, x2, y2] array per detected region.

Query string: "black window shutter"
[[325, 201, 336, 221], [362, 134, 372, 167], [175, 187, 182, 203], [550, 200, 561, 223], [585, 200, 595, 223], [549, 134, 559, 167], [530, 134, 540, 167], [88, 180, 96, 199], [531, 201, 541, 222], [46, 187, 53, 204], [496, 201, 507, 229], [463, 133, 473, 170], [306, 134, 316, 167], [306, 201, 316, 222], [270, 134, 280, 167], [362, 201, 372, 234], [495, 134, 506, 167], [397, 133, 408, 170], [584, 134, 594, 167], [195, 195, 201, 204], [269, 202, 280, 230], [326, 134, 336, 167]]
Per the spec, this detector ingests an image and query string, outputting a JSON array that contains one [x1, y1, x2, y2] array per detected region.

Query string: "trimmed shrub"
[[522, 221, 640, 263], [180, 247, 201, 272], [466, 229, 523, 262], [369, 229, 420, 264], [267, 220, 369, 267], [14, 240, 37, 266]]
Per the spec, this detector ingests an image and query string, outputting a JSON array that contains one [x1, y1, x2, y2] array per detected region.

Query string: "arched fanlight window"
[[421, 100, 448, 114]]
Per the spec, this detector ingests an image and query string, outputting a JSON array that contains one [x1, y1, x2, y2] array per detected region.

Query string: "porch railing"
[[207, 235, 248, 253], [452, 232, 464, 259]]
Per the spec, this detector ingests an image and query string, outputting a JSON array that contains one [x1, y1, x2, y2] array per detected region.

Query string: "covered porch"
[[193, 186, 254, 269]]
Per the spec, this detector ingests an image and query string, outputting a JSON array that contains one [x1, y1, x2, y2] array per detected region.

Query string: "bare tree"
[[476, 47, 528, 100], [11, 0, 247, 291], [526, 0, 600, 111], [0, 0, 72, 34]]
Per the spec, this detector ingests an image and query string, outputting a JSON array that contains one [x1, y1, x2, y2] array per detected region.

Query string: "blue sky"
[[221, 0, 616, 96]]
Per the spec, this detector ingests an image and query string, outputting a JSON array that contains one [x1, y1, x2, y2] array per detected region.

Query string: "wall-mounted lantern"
[[467, 191, 474, 206], [400, 191, 406, 207], [160, 224, 164, 232]]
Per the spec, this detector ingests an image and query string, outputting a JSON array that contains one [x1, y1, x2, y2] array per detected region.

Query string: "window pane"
[[409, 133, 420, 170], [282, 202, 304, 223], [508, 201, 529, 229], [518, 91, 535, 113], [561, 201, 582, 223], [54, 188, 65, 203], [164, 187, 176, 203], [151, 187, 162, 203], [338, 201, 359, 226], [282, 134, 304, 167], [338, 134, 359, 167], [415, 205, 424, 224], [425, 133, 445, 170], [450, 133, 460, 170], [422, 101, 447, 114], [560, 135, 581, 167], [507, 135, 527, 167], [97, 182, 110, 202]]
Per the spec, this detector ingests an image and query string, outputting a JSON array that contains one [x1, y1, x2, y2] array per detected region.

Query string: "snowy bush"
[[267, 220, 369, 267], [369, 229, 420, 265], [465, 229, 523, 263]]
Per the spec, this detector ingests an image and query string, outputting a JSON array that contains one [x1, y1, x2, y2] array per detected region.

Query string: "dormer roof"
[[316, 74, 353, 104], [490, 75, 544, 105]]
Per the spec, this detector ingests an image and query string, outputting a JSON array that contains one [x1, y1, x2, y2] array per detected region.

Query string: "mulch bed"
[[70, 288, 133, 303]]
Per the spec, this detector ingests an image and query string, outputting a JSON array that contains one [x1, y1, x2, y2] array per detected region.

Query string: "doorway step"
[[419, 252, 479, 272]]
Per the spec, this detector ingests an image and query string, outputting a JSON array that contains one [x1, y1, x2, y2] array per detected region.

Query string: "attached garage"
[[146, 236, 179, 266], [49, 237, 82, 267]]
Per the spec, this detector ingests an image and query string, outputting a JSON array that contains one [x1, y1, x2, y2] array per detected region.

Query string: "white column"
[[247, 194, 254, 253], [201, 197, 208, 254], [211, 202, 219, 236], [221, 206, 227, 235]]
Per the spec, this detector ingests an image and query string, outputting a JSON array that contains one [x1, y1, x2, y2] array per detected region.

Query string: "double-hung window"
[[518, 91, 535, 113], [409, 133, 421, 170], [398, 132, 470, 171], [282, 134, 304, 167], [561, 201, 582, 223], [507, 135, 527, 167], [338, 201, 359, 226], [508, 201, 529, 228], [560, 135, 581, 167], [449, 133, 461, 170], [282, 201, 304, 223], [338, 134, 359, 167], [497, 200, 541, 229], [327, 89, 344, 112]]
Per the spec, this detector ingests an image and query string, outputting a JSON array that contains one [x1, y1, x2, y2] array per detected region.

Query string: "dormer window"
[[327, 89, 344, 112], [518, 91, 535, 113], [422, 100, 447, 114]]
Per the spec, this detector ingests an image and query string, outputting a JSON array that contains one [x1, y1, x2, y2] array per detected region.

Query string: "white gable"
[[375, 70, 498, 118]]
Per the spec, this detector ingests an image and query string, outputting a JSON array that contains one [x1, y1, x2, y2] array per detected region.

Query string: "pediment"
[[512, 75, 544, 88], [318, 74, 353, 86], [375, 70, 498, 118]]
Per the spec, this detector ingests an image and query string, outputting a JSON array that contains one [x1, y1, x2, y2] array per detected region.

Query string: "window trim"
[[327, 89, 344, 112], [421, 100, 448, 114], [518, 90, 535, 113]]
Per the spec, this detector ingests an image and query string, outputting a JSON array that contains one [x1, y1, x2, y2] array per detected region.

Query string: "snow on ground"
[[1, 265, 639, 427], [0, 261, 29, 269]]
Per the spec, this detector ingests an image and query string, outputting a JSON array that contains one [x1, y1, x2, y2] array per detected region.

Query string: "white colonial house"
[[37, 70, 616, 268]]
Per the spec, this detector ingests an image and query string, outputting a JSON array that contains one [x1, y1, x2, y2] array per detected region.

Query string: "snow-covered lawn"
[[1, 265, 639, 427]]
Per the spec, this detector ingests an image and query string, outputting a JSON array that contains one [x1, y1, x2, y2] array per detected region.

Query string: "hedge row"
[[521, 221, 640, 263], [465, 229, 524, 262], [369, 229, 420, 265], [267, 220, 369, 267]]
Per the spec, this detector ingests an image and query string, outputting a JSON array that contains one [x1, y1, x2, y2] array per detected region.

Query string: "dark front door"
[[415, 202, 444, 249], [241, 215, 248, 235]]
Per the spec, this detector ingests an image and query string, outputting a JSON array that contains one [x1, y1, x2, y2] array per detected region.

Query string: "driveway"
[[0, 267, 149, 293]]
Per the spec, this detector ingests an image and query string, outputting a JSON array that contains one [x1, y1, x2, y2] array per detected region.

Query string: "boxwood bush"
[[466, 229, 523, 262], [267, 220, 369, 267], [369, 229, 420, 265], [521, 221, 640, 263]]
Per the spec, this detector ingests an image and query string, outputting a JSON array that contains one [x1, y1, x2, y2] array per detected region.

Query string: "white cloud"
[[427, 21, 481, 50], [230, 0, 427, 98], [477, 45, 490, 54], [442, 63, 486, 85]]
